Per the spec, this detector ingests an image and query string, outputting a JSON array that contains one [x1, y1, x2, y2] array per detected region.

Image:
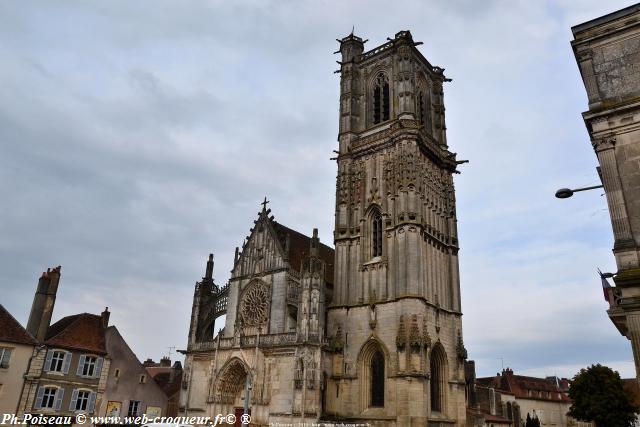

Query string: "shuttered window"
[[0, 348, 12, 368]]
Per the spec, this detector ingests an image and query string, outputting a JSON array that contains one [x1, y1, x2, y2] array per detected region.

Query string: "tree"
[[568, 364, 639, 427]]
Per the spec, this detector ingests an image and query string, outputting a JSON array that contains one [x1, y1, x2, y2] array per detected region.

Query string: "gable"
[[231, 211, 290, 278], [231, 210, 334, 284]]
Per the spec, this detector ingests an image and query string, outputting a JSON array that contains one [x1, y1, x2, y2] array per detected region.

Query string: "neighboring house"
[[143, 357, 183, 417], [0, 304, 37, 416], [99, 327, 168, 419], [17, 310, 111, 421], [466, 361, 518, 427], [477, 369, 593, 427], [14, 265, 174, 425]]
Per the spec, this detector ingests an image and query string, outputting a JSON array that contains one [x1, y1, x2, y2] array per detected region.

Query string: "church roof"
[[0, 304, 37, 346], [272, 221, 334, 285]]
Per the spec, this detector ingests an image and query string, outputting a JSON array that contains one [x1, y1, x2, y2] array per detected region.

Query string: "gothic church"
[[182, 30, 467, 426]]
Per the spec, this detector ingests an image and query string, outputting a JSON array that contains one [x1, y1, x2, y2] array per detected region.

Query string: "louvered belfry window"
[[372, 213, 383, 257], [373, 73, 390, 124]]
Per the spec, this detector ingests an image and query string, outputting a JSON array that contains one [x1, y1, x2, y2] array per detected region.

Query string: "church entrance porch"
[[211, 358, 252, 421]]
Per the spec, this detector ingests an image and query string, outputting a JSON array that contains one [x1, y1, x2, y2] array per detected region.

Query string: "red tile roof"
[[477, 368, 570, 402], [0, 304, 37, 346], [45, 313, 107, 354], [145, 364, 182, 398]]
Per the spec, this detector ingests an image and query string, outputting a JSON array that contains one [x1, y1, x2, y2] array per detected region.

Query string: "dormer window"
[[373, 73, 390, 124], [372, 212, 383, 258]]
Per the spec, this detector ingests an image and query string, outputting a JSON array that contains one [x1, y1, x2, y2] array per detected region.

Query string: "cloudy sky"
[[1, 0, 636, 379]]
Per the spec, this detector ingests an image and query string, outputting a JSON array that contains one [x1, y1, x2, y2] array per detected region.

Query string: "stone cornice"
[[327, 295, 462, 316]]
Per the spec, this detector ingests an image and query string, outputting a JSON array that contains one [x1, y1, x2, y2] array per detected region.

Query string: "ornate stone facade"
[[182, 30, 467, 426], [572, 4, 640, 385]]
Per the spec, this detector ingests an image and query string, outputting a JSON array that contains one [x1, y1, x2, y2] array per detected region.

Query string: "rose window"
[[240, 282, 269, 326]]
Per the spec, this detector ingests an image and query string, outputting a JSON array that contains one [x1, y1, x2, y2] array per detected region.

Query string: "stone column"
[[627, 314, 640, 386], [593, 136, 636, 269]]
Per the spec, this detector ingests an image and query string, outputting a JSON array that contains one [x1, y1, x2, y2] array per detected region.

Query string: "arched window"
[[430, 345, 446, 413], [372, 212, 383, 257], [370, 350, 385, 407], [373, 73, 390, 124], [359, 340, 387, 410]]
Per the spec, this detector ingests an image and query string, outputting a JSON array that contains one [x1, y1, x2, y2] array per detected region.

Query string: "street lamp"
[[555, 184, 603, 199]]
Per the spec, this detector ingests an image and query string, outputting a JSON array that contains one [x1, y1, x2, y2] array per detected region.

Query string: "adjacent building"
[[10, 265, 171, 424], [571, 4, 640, 382], [16, 267, 111, 421], [143, 357, 183, 417], [0, 305, 37, 416], [98, 327, 168, 419], [465, 361, 518, 427], [477, 369, 592, 427]]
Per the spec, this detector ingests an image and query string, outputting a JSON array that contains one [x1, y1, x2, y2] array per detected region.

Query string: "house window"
[[50, 351, 66, 372], [80, 356, 97, 377], [115, 369, 120, 378], [373, 73, 390, 124], [139, 375, 146, 384], [372, 212, 383, 257], [127, 400, 140, 417], [0, 348, 12, 368], [41, 387, 57, 409], [75, 390, 90, 411], [370, 350, 385, 407]]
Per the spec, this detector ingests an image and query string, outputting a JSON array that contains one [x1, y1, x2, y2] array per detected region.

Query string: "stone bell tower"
[[323, 30, 467, 426]]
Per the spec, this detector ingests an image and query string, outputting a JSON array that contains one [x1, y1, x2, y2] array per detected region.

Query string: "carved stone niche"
[[396, 315, 407, 351]]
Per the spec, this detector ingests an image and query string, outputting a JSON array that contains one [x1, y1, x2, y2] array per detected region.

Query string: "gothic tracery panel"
[[239, 280, 270, 327]]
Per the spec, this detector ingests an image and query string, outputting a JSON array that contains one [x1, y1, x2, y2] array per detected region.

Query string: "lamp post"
[[555, 184, 603, 199]]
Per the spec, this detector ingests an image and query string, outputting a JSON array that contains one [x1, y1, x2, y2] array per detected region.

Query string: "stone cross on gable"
[[261, 197, 269, 211]]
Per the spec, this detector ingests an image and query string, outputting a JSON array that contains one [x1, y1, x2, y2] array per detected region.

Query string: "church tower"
[[324, 31, 467, 425]]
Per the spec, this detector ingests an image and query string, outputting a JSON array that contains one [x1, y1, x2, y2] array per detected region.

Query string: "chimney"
[[26, 266, 62, 341], [101, 307, 110, 328], [160, 356, 171, 367]]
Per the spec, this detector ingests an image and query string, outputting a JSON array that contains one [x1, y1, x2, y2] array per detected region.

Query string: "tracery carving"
[[239, 280, 270, 326], [396, 315, 407, 351], [408, 314, 421, 351]]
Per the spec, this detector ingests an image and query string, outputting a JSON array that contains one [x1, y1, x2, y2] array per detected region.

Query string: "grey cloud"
[[0, 0, 636, 370]]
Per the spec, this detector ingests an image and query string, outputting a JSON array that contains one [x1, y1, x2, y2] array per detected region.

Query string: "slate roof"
[[273, 221, 335, 285], [45, 313, 107, 354], [0, 304, 37, 346]]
